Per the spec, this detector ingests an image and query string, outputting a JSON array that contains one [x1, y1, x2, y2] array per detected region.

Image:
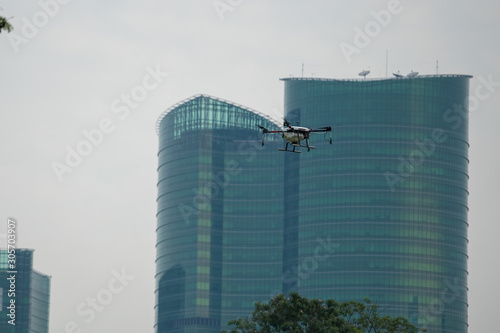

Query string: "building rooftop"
[[155, 93, 281, 135], [280, 74, 473, 82]]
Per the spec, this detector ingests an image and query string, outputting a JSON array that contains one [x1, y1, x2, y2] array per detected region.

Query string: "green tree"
[[221, 293, 424, 333], [0, 16, 13, 33]]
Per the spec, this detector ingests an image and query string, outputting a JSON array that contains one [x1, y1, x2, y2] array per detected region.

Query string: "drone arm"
[[257, 124, 269, 133], [310, 126, 332, 133], [310, 126, 333, 144]]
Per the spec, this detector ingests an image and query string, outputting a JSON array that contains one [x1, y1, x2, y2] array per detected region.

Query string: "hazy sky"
[[1, 1, 499, 332]]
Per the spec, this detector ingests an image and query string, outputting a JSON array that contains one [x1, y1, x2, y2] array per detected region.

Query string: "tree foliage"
[[222, 293, 424, 333], [0, 16, 13, 33]]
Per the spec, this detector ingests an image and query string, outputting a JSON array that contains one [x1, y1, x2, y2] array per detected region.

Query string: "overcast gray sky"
[[0, 1, 498, 332]]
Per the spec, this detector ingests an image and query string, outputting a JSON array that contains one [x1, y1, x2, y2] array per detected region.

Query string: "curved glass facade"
[[156, 95, 284, 333], [281, 75, 471, 333]]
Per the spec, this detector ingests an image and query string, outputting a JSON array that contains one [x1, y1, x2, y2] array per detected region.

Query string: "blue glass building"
[[156, 75, 471, 333], [0, 248, 51, 333], [281, 75, 471, 333], [155, 95, 284, 333]]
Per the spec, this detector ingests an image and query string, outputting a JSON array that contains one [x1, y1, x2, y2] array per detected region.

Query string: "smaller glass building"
[[155, 95, 284, 333], [0, 248, 51, 333]]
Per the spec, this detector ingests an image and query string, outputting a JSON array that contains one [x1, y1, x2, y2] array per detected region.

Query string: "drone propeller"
[[326, 127, 333, 144], [323, 126, 333, 144], [257, 124, 270, 146], [311, 126, 331, 133], [256, 124, 270, 133]]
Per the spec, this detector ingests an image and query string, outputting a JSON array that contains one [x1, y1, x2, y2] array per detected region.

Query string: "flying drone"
[[257, 120, 332, 153]]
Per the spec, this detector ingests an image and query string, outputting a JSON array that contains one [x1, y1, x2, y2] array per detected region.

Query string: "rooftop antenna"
[[386, 50, 388, 78], [393, 71, 403, 78], [407, 70, 419, 78], [436, 59, 439, 74], [301, 61, 304, 78], [359, 69, 370, 80]]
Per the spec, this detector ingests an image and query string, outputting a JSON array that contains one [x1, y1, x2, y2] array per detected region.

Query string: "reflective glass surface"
[[156, 76, 471, 333], [156, 95, 284, 333], [281, 76, 470, 333]]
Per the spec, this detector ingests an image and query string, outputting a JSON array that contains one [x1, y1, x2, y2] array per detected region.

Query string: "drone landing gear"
[[279, 142, 302, 153], [279, 148, 301, 153], [304, 138, 315, 152], [292, 143, 315, 152]]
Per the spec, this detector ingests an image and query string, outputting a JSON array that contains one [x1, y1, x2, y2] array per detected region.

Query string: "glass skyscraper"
[[0, 248, 51, 333], [155, 95, 284, 333], [281, 75, 470, 333], [156, 75, 470, 333]]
